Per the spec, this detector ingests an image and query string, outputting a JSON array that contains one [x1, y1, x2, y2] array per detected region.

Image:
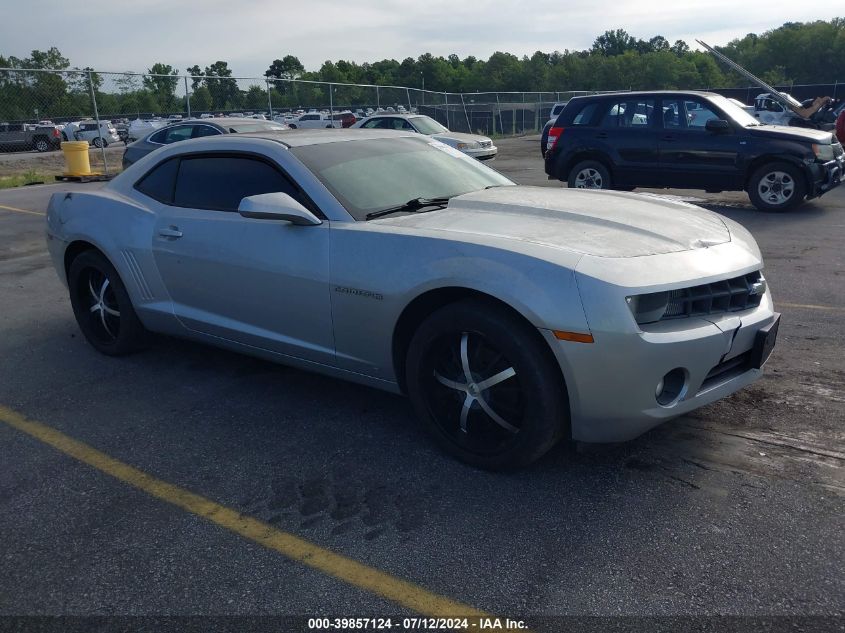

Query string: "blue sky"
[[2, 0, 842, 76]]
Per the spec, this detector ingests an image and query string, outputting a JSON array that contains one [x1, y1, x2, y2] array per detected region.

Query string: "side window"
[[362, 118, 383, 129], [684, 100, 721, 129], [135, 157, 179, 203], [569, 102, 599, 126], [600, 99, 654, 128], [163, 126, 194, 143], [173, 155, 300, 211], [191, 125, 220, 138]]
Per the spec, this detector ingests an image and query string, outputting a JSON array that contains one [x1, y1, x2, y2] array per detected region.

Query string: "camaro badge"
[[748, 280, 767, 296], [334, 286, 384, 300]]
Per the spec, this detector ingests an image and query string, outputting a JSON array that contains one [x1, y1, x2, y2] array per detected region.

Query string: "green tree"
[[191, 85, 212, 111], [265, 55, 305, 80], [143, 63, 179, 111], [186, 65, 204, 89], [203, 61, 239, 110]]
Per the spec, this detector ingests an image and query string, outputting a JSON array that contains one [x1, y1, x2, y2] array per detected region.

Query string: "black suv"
[[544, 91, 844, 211]]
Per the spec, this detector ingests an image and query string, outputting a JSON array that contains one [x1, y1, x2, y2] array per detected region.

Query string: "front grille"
[[662, 271, 764, 321]]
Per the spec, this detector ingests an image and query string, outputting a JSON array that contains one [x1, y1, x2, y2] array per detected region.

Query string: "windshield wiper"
[[365, 196, 452, 220]]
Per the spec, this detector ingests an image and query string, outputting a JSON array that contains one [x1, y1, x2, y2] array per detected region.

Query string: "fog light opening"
[[656, 368, 688, 406]]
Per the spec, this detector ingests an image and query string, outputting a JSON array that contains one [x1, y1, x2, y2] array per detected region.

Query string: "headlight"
[[456, 142, 479, 150], [812, 143, 834, 161]]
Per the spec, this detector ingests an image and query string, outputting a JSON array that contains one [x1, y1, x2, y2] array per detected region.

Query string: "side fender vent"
[[120, 250, 153, 301]]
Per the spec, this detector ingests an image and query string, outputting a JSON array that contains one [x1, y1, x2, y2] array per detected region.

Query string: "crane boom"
[[696, 39, 804, 116]]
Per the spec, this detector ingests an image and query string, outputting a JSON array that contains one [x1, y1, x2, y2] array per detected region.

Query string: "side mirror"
[[705, 119, 731, 133], [238, 192, 322, 226]]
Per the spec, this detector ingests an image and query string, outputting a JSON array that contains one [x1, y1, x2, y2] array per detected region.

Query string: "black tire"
[[92, 137, 105, 148], [33, 137, 50, 153], [567, 160, 611, 189], [67, 250, 148, 356], [288, 124, 297, 129], [405, 299, 569, 470], [747, 162, 807, 212]]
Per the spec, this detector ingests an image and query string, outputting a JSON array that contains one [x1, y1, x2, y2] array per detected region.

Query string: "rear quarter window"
[[135, 157, 179, 203], [565, 102, 601, 126]]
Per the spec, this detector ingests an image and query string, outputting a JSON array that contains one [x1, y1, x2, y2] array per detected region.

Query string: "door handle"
[[661, 135, 675, 141], [595, 132, 608, 139], [158, 227, 183, 238]]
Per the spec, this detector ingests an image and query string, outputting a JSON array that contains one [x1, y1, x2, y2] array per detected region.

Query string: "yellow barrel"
[[60, 141, 93, 176]]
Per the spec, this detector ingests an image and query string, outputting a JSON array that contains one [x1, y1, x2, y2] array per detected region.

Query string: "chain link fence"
[[1, 67, 842, 180]]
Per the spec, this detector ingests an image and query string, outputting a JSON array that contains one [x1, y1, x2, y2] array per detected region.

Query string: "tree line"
[[1, 19, 842, 120]]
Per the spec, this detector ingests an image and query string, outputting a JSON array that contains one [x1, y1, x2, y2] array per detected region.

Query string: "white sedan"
[[352, 114, 497, 160]]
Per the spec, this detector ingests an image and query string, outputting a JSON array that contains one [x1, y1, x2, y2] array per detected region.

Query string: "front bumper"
[[462, 146, 497, 160], [543, 293, 778, 443], [808, 154, 844, 197]]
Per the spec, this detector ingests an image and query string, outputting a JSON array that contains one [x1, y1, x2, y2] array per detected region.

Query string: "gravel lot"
[[0, 135, 842, 631]]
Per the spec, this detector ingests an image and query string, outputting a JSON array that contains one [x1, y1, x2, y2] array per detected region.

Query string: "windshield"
[[709, 95, 761, 127], [291, 136, 513, 220], [227, 122, 288, 133], [410, 116, 449, 135]]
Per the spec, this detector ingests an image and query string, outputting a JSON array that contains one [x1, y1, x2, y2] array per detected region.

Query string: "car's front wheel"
[[68, 250, 148, 355], [33, 137, 51, 152], [567, 160, 611, 189], [748, 162, 807, 211], [406, 299, 569, 470], [92, 137, 106, 148]]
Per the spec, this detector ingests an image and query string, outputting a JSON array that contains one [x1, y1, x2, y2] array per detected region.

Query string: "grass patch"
[[0, 169, 49, 190]]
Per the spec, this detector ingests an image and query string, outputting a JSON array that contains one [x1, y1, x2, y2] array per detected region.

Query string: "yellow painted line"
[[779, 302, 845, 313], [0, 404, 489, 620], [0, 203, 44, 216]]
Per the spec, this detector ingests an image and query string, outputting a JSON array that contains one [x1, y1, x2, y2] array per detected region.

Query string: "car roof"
[[169, 117, 273, 125], [235, 128, 419, 147], [364, 113, 424, 119], [570, 90, 723, 101]]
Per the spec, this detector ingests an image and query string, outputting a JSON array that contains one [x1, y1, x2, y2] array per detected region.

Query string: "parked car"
[[544, 91, 844, 211], [75, 120, 122, 148], [330, 111, 357, 128], [352, 114, 497, 160], [127, 118, 169, 142], [540, 101, 569, 157], [0, 121, 62, 152], [287, 112, 342, 129], [46, 129, 779, 469], [122, 117, 289, 168]]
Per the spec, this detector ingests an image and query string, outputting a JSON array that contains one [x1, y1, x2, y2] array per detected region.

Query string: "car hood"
[[374, 186, 731, 257], [747, 124, 834, 143], [430, 131, 491, 144]]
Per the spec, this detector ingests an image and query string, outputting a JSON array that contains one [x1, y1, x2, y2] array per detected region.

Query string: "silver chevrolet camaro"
[[45, 129, 780, 469]]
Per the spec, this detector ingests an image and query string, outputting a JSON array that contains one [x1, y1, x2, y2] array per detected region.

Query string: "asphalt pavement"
[[0, 136, 842, 631]]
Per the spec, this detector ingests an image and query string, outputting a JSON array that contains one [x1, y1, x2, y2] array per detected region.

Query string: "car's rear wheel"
[[68, 250, 148, 355], [33, 137, 50, 152], [568, 160, 610, 189], [406, 299, 568, 470], [748, 162, 806, 211]]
